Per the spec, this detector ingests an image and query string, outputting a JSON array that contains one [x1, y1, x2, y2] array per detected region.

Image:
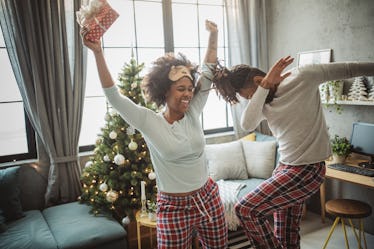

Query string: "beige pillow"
[[241, 140, 277, 179], [205, 140, 248, 181]]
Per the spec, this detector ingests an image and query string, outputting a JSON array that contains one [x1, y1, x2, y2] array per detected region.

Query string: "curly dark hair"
[[141, 52, 199, 108], [212, 63, 266, 104]]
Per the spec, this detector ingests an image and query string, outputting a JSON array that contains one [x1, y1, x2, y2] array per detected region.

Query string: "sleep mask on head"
[[168, 65, 193, 82]]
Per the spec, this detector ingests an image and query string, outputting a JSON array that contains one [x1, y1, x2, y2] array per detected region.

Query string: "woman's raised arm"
[[81, 28, 115, 89]]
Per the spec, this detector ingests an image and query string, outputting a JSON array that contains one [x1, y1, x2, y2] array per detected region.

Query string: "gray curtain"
[[225, 0, 272, 138], [0, 0, 86, 206]]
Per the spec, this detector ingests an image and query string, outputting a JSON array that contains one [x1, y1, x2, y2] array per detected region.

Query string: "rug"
[[228, 228, 252, 249]]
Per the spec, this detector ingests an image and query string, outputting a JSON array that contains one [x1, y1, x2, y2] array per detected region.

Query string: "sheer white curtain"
[[225, 0, 271, 138]]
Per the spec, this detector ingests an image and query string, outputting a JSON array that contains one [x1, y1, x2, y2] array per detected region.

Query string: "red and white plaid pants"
[[157, 178, 228, 249], [235, 162, 325, 249]]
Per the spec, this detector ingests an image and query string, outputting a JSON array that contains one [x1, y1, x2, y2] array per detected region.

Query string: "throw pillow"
[[241, 132, 256, 141], [205, 140, 248, 181], [241, 140, 277, 179], [0, 166, 24, 222]]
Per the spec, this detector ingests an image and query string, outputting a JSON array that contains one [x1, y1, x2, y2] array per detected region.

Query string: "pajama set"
[[236, 62, 374, 249], [103, 63, 228, 249]]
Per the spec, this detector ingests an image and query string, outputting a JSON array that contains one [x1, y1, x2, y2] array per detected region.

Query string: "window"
[[0, 1, 233, 160], [0, 26, 37, 163], [79, 0, 232, 150]]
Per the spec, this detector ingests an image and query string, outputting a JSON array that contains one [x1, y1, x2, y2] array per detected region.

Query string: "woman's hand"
[[80, 27, 103, 54], [261, 56, 294, 89], [204, 20, 218, 63], [205, 20, 218, 34]]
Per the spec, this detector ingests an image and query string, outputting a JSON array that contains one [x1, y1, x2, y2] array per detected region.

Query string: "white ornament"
[[99, 182, 108, 192], [85, 161, 93, 168], [148, 171, 156, 180], [128, 140, 138, 150], [109, 131, 117, 139], [114, 154, 125, 165], [106, 190, 119, 203], [104, 113, 111, 121], [126, 126, 135, 136], [122, 216, 131, 225], [109, 108, 117, 116], [103, 155, 110, 162], [95, 137, 102, 145], [131, 82, 137, 89]]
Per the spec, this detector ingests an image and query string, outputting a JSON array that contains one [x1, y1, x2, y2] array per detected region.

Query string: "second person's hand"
[[261, 56, 294, 89], [205, 20, 218, 33]]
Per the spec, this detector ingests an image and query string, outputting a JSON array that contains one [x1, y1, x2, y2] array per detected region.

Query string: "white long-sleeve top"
[[103, 64, 214, 193], [241, 62, 374, 165]]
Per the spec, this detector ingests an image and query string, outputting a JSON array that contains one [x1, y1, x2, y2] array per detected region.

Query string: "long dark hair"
[[212, 63, 266, 104]]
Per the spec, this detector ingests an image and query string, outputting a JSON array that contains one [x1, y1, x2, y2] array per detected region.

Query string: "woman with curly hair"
[[81, 20, 227, 249], [212, 57, 374, 249]]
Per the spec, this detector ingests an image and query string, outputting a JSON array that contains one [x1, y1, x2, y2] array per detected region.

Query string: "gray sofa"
[[205, 132, 279, 230], [0, 164, 128, 249]]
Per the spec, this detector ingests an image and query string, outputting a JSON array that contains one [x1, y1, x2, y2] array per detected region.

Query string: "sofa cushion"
[[0, 166, 24, 222], [205, 140, 248, 181], [242, 132, 256, 141], [42, 202, 127, 249], [241, 140, 277, 179], [0, 210, 58, 249]]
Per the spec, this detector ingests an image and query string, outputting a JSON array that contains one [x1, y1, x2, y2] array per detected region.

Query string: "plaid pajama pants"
[[235, 162, 325, 249], [157, 178, 228, 249]]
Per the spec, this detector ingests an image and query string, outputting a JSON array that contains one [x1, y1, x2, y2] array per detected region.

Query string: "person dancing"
[[212, 56, 374, 249], [81, 20, 227, 249]]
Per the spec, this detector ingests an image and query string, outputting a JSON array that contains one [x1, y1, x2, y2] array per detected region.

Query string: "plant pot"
[[332, 154, 346, 164]]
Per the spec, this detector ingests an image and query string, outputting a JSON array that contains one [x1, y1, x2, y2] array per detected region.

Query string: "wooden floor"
[[132, 211, 374, 249]]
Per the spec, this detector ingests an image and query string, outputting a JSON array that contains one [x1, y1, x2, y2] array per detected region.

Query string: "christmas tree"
[[79, 56, 158, 224]]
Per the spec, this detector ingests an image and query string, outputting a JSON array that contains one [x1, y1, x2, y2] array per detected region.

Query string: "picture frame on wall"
[[297, 49, 332, 67]]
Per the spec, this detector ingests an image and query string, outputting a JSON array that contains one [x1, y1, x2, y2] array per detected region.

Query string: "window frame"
[[0, 0, 233, 162]]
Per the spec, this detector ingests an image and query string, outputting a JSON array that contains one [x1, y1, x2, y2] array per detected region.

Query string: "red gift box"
[[77, 0, 119, 41]]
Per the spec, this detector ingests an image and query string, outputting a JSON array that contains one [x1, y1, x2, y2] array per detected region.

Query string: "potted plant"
[[331, 135, 352, 163], [147, 200, 157, 222], [320, 81, 344, 114]]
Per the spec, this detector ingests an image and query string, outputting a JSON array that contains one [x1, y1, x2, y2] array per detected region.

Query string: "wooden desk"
[[320, 159, 374, 223]]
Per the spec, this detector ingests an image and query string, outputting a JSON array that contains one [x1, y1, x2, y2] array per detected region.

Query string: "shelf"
[[322, 100, 374, 106]]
